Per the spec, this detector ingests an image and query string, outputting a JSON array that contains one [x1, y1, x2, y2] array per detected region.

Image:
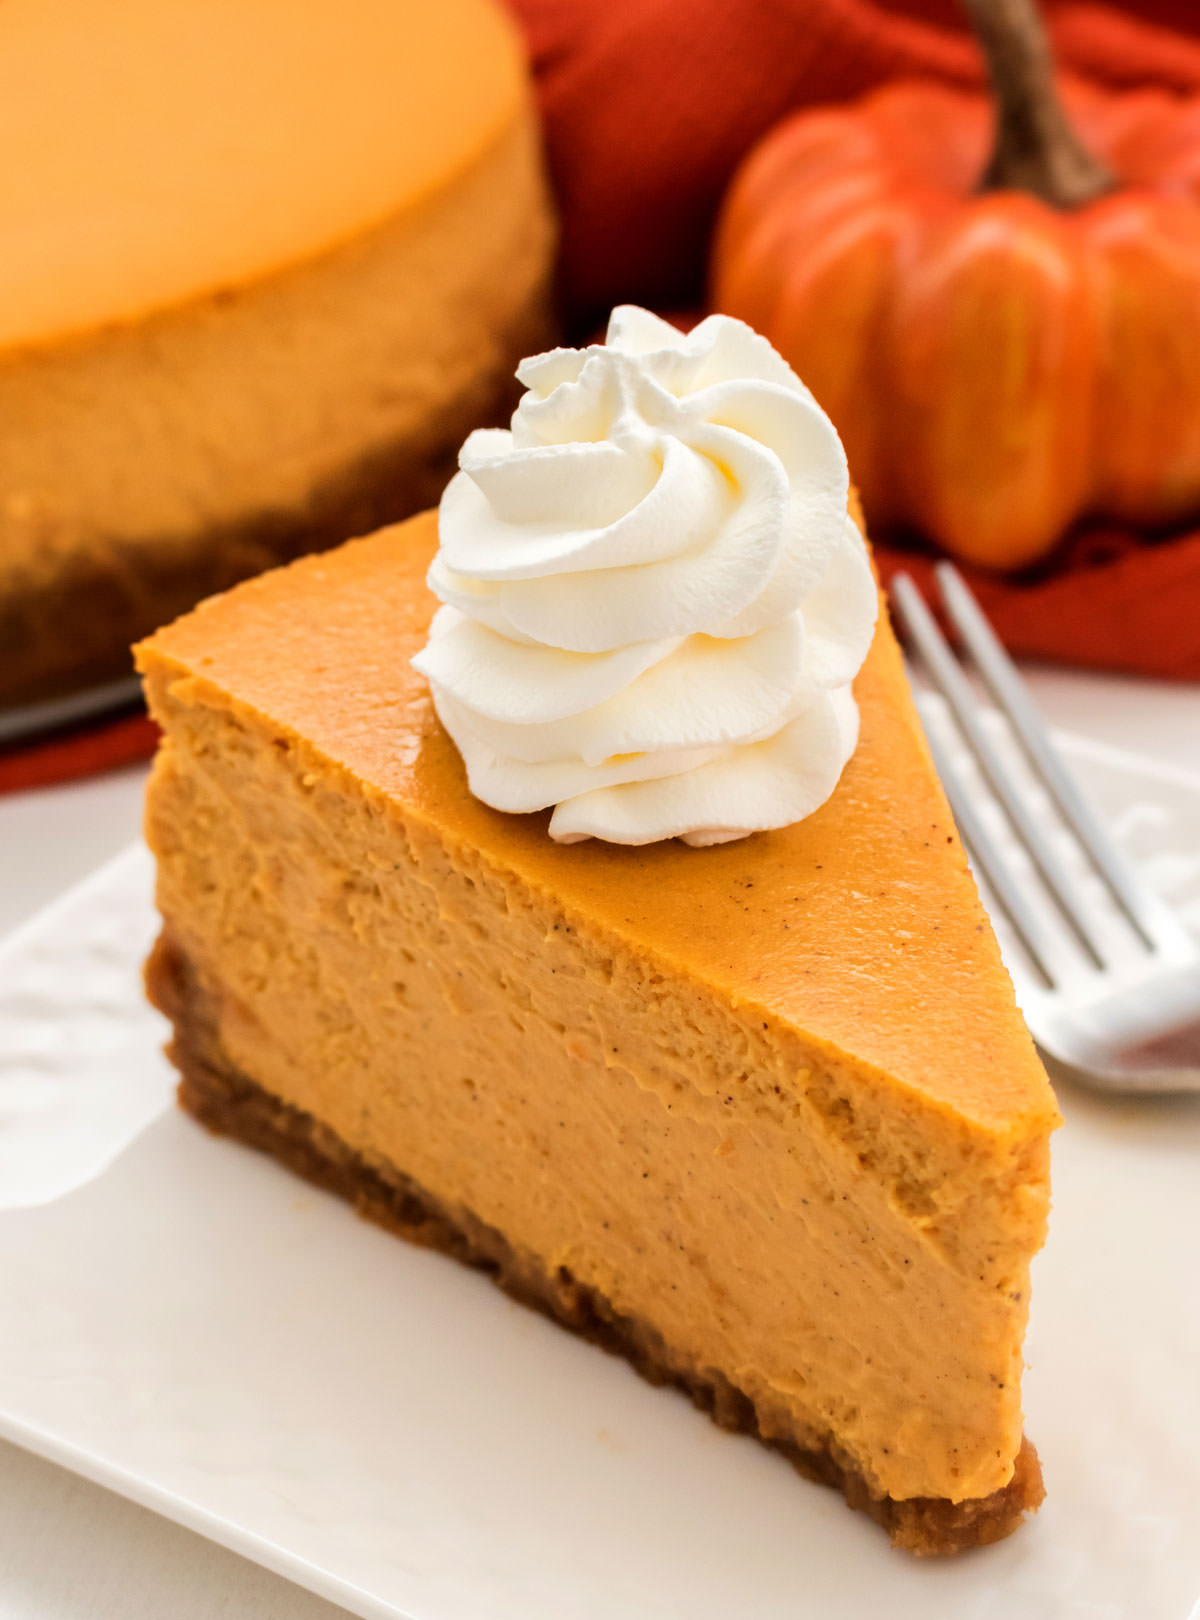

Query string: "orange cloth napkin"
[[508, 0, 1200, 683], [0, 712, 159, 796]]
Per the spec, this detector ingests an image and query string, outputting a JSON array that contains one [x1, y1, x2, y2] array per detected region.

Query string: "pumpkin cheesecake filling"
[[138, 504, 1057, 1549], [145, 696, 1036, 1504]]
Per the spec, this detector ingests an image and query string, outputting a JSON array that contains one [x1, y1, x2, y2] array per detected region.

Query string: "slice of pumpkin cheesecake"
[[137, 310, 1058, 1553]]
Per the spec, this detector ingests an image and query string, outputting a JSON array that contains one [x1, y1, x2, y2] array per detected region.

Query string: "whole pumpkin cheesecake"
[[0, 0, 554, 709], [138, 309, 1058, 1553]]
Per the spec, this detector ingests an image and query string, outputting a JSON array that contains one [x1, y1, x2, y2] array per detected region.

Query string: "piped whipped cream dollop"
[[412, 306, 877, 847]]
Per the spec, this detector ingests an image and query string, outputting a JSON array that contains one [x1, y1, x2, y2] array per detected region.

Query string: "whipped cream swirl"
[[412, 306, 877, 846]]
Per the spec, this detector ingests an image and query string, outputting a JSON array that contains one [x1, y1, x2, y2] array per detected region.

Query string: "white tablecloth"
[[0, 663, 1196, 1619]]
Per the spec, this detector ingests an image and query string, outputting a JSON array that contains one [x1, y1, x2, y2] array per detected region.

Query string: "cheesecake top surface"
[[139, 511, 1059, 1136], [0, 0, 526, 352]]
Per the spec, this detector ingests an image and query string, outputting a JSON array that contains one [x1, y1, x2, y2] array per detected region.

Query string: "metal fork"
[[891, 563, 1200, 1094]]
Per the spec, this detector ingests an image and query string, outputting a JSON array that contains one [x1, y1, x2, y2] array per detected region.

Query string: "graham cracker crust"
[[146, 932, 1044, 1555]]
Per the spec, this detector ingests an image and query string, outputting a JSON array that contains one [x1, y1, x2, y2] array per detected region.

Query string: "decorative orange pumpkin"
[[711, 0, 1200, 571]]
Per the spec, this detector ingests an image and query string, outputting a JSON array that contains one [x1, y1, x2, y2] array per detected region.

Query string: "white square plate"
[[1, 731, 1198, 1620]]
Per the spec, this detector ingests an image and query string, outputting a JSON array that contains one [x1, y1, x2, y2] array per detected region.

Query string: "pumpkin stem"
[[960, 0, 1114, 207]]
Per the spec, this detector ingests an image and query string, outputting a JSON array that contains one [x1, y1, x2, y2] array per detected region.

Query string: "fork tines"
[[889, 565, 1192, 993]]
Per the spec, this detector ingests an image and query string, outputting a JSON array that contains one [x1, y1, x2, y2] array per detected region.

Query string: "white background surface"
[[0, 663, 1196, 1620]]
